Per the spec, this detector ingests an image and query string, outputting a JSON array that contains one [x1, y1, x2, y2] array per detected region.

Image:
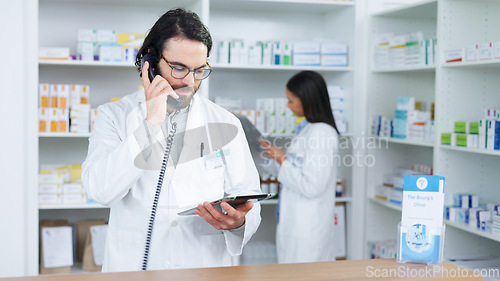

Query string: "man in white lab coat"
[[82, 8, 261, 272]]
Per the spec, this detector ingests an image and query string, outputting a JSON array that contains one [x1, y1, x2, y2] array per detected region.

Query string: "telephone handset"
[[140, 52, 181, 270], [140, 53, 182, 110]]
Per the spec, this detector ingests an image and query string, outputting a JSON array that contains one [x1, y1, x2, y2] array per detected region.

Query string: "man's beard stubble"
[[172, 84, 198, 110]]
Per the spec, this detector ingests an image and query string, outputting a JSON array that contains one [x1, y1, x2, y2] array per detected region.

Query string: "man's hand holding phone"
[[141, 61, 180, 128]]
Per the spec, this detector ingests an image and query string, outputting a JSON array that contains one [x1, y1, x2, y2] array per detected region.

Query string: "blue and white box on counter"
[[398, 175, 445, 264]]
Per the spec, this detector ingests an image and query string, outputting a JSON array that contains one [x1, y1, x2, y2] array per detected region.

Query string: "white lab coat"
[[276, 122, 338, 263], [82, 90, 261, 272]]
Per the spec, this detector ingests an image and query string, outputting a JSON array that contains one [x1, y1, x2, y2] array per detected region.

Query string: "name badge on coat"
[[205, 149, 230, 170]]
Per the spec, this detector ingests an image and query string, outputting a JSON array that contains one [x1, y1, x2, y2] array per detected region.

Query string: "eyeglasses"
[[160, 55, 212, 80]]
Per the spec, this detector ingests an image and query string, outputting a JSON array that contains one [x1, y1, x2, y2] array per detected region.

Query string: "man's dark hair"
[[135, 8, 212, 73], [286, 71, 340, 135]]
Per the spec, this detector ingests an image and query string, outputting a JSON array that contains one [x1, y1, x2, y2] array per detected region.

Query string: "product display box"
[[398, 175, 445, 265]]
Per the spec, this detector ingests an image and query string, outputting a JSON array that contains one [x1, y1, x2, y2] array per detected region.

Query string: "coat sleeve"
[[82, 104, 153, 206], [221, 120, 262, 256], [277, 127, 338, 199]]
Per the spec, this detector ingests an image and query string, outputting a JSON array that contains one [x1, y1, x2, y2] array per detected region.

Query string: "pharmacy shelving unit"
[[434, 0, 500, 259], [364, 0, 500, 261], [369, 197, 402, 212], [376, 136, 435, 148], [209, 0, 362, 264], [23, 0, 366, 276], [368, 196, 500, 252], [364, 0, 438, 255], [31, 0, 207, 276]]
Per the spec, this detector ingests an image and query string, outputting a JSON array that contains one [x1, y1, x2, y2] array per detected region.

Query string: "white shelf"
[[212, 64, 352, 72], [368, 199, 500, 243], [445, 220, 500, 243], [369, 197, 402, 212], [372, 0, 437, 18], [39, 60, 353, 72], [39, 60, 135, 68], [39, 204, 108, 210], [336, 196, 352, 203], [260, 196, 352, 205], [265, 134, 295, 138], [440, 145, 500, 157], [37, 199, 353, 208], [266, 133, 352, 138], [442, 60, 500, 69], [372, 65, 436, 73], [260, 199, 278, 205], [210, 0, 354, 13], [39, 132, 91, 138], [376, 137, 434, 148], [39, 0, 196, 7]]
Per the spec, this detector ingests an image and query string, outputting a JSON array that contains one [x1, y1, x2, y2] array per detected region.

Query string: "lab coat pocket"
[[107, 228, 142, 271], [201, 159, 225, 199], [200, 233, 230, 267], [205, 165, 224, 188], [172, 157, 224, 208]]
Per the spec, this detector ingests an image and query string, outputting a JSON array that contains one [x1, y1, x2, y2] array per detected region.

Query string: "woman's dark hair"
[[135, 8, 212, 73], [286, 71, 340, 135]]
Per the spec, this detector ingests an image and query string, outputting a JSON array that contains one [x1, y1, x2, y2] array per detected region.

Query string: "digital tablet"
[[177, 193, 273, 216], [234, 113, 265, 153]]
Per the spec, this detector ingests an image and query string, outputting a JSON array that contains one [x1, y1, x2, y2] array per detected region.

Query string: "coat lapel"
[[177, 95, 208, 166]]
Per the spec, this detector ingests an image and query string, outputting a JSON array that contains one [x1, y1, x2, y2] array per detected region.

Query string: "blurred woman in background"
[[260, 71, 340, 263]]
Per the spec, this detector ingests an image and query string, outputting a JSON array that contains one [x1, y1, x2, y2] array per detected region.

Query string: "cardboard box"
[[39, 48, 70, 60], [478, 42, 493, 60], [444, 48, 464, 63]]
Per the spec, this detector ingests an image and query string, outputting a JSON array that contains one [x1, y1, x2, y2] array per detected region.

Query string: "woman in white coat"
[[260, 71, 340, 263]]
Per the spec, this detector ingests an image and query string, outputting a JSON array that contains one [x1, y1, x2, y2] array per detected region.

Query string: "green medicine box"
[[454, 121, 467, 134], [441, 133, 451, 145], [469, 122, 479, 134], [456, 134, 467, 147]]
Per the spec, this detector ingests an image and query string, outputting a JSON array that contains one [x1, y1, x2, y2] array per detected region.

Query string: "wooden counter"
[[2, 259, 483, 281]]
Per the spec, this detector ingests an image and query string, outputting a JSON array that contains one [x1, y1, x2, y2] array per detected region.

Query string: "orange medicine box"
[[39, 108, 49, 132], [70, 84, 81, 108], [59, 108, 69, 132], [80, 85, 89, 104], [90, 108, 98, 132], [39, 83, 49, 108], [49, 84, 58, 108], [48, 108, 60, 132], [57, 84, 69, 109]]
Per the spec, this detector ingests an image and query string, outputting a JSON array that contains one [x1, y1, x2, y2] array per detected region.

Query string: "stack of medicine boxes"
[[70, 85, 91, 134], [440, 108, 500, 149], [77, 29, 121, 62], [440, 121, 479, 148], [38, 83, 96, 134], [393, 97, 432, 142], [445, 194, 500, 235], [255, 98, 296, 136], [374, 32, 436, 69], [39, 84, 69, 133], [39, 165, 87, 205], [329, 86, 347, 134], [212, 39, 348, 67], [375, 165, 432, 206]]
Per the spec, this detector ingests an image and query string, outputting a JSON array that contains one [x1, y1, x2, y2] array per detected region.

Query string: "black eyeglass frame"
[[160, 54, 212, 80]]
